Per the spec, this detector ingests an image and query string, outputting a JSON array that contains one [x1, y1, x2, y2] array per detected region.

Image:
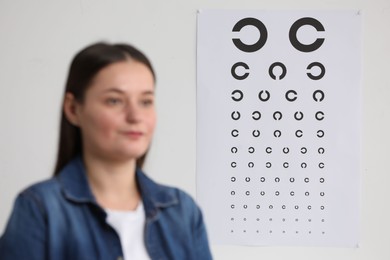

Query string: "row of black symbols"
[[230, 229, 327, 235], [231, 61, 325, 81], [230, 217, 326, 223], [230, 161, 325, 169], [230, 204, 326, 210], [230, 176, 326, 185], [232, 17, 326, 53], [231, 111, 325, 121], [231, 89, 325, 102], [231, 146, 325, 154], [230, 190, 325, 198], [231, 129, 325, 138], [230, 190, 326, 198]]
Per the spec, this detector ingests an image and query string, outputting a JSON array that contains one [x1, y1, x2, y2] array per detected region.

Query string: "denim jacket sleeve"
[[0, 189, 46, 260], [179, 190, 213, 260], [192, 201, 213, 259]]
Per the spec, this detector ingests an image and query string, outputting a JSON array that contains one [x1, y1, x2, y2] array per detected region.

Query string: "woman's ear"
[[63, 93, 81, 126]]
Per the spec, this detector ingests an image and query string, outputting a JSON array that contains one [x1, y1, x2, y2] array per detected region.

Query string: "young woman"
[[0, 42, 212, 260]]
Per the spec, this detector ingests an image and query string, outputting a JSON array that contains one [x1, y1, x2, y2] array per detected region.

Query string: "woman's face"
[[70, 60, 156, 163]]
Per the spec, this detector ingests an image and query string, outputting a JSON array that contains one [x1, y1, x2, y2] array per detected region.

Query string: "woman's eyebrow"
[[101, 87, 125, 94], [142, 90, 155, 96], [101, 88, 154, 96]]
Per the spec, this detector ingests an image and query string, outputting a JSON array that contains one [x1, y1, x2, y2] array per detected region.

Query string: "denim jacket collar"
[[57, 156, 179, 219]]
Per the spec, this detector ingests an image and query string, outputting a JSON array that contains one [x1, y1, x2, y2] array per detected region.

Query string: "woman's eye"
[[106, 98, 123, 106], [141, 99, 154, 107]]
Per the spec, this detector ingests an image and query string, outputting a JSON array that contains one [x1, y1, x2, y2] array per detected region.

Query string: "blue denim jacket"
[[0, 157, 212, 260]]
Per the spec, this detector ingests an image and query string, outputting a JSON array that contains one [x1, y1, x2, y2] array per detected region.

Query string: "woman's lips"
[[123, 131, 143, 139]]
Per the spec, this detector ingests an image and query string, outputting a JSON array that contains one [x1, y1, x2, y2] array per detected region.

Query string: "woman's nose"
[[125, 102, 141, 123]]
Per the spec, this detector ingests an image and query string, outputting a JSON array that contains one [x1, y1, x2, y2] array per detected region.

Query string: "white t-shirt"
[[105, 203, 151, 260]]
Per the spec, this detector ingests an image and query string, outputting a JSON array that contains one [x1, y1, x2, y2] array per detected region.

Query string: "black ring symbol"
[[313, 90, 325, 102], [231, 204, 235, 209], [294, 111, 304, 120], [274, 130, 282, 137], [283, 147, 290, 154], [305, 191, 310, 196], [232, 17, 268, 52], [231, 129, 239, 137], [231, 191, 236, 195], [266, 162, 272, 168], [231, 147, 238, 153], [231, 177, 236, 182], [318, 147, 325, 154], [319, 178, 325, 183], [245, 191, 250, 196], [248, 162, 254, 168], [307, 62, 326, 80], [266, 147, 272, 153], [273, 111, 282, 120], [275, 191, 280, 196], [231, 111, 241, 120], [295, 205, 299, 210], [286, 90, 298, 102], [231, 89, 244, 101], [320, 192, 325, 196], [258, 90, 270, 101], [296, 130, 303, 138], [231, 162, 237, 168], [243, 205, 248, 209], [290, 191, 295, 196], [252, 130, 260, 137], [304, 178, 310, 183], [256, 205, 261, 209], [231, 62, 250, 80], [315, 111, 325, 121], [282, 205, 286, 209], [308, 206, 312, 210], [260, 177, 265, 182], [319, 162, 325, 169], [245, 177, 251, 182], [252, 111, 261, 120], [289, 17, 325, 52], [284, 162, 289, 168], [269, 205, 273, 209], [260, 191, 265, 196], [269, 62, 287, 80], [317, 130, 325, 138], [301, 162, 307, 168], [275, 177, 280, 182], [290, 177, 295, 182], [248, 147, 255, 153], [320, 206, 325, 210], [301, 147, 307, 154]]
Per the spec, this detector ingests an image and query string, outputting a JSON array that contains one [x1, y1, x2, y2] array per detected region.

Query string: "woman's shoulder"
[[20, 177, 60, 196], [16, 177, 62, 207]]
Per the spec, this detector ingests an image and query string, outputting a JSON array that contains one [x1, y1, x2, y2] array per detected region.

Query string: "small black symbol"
[[269, 62, 287, 80], [231, 111, 241, 120], [273, 111, 283, 120], [259, 90, 271, 101], [286, 90, 298, 101], [307, 62, 326, 80], [231, 89, 244, 101], [231, 62, 250, 80], [313, 90, 325, 102]]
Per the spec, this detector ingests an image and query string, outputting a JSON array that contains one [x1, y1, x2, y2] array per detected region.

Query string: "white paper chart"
[[196, 10, 361, 247]]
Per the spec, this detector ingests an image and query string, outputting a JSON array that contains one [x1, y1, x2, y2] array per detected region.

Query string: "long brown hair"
[[53, 42, 155, 175]]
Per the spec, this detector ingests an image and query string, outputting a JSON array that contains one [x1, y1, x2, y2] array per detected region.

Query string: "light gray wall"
[[0, 0, 389, 259]]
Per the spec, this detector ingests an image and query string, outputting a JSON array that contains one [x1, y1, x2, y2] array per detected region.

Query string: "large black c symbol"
[[232, 17, 268, 52], [289, 17, 325, 52]]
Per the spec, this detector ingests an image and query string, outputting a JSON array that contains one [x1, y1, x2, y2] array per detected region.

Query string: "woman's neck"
[[83, 152, 141, 211]]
